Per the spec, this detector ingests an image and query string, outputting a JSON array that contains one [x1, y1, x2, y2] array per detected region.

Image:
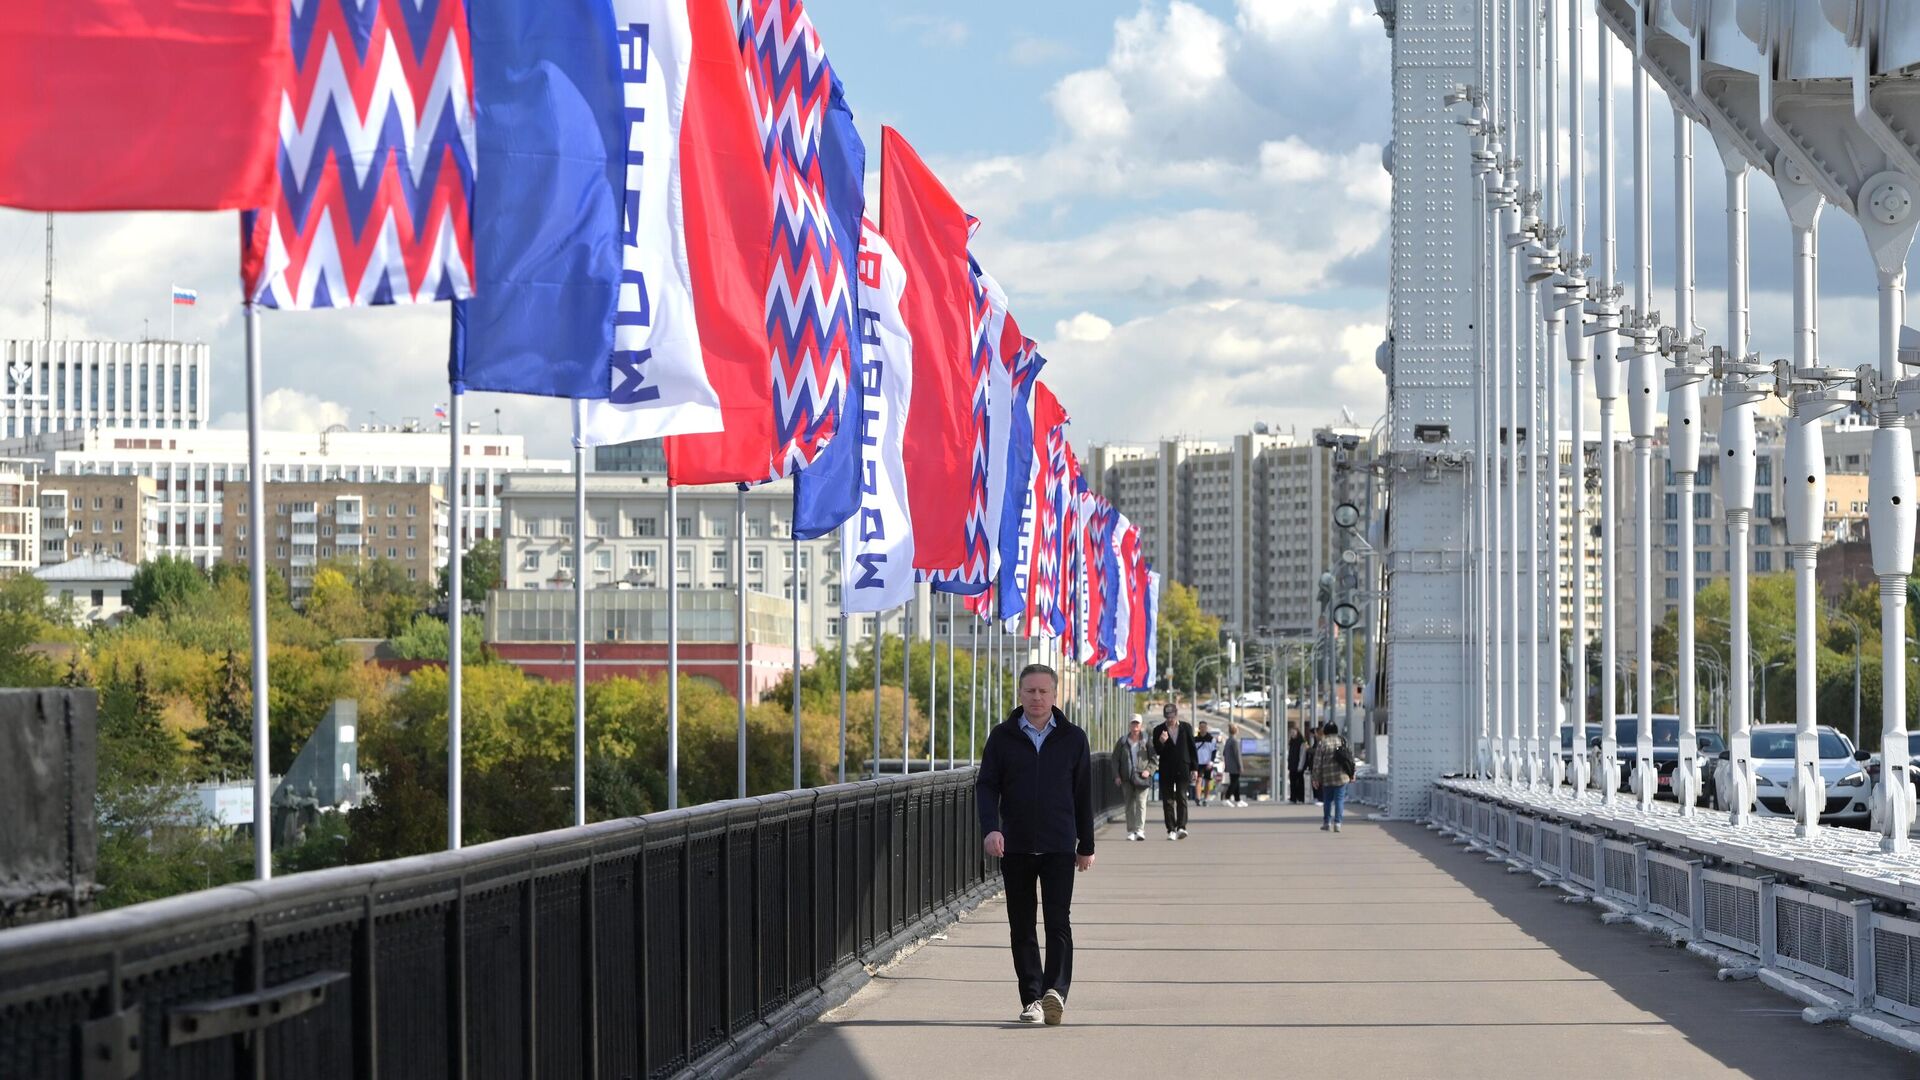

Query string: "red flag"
[[0, 1, 287, 211], [880, 127, 975, 572]]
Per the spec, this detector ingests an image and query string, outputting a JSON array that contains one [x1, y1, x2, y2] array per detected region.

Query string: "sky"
[[0, 1, 1398, 461]]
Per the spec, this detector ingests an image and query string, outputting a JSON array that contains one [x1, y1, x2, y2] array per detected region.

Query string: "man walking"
[[1194, 720, 1218, 806], [1221, 722, 1246, 807], [978, 664, 1096, 1025], [1286, 721, 1307, 804], [1311, 721, 1356, 832], [1112, 716, 1154, 840], [1152, 702, 1197, 840]]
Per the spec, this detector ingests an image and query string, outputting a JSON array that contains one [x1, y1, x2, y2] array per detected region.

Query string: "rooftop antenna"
[[42, 214, 53, 343]]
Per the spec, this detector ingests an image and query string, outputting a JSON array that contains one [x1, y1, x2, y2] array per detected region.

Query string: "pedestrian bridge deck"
[[747, 801, 1913, 1079]]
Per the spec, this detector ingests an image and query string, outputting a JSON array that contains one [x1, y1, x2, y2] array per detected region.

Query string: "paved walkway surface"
[[748, 799, 1918, 1080]]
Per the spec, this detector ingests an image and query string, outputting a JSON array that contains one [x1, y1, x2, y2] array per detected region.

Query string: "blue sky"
[[0, 1, 1397, 459]]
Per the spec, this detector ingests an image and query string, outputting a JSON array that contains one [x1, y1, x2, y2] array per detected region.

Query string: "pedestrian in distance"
[[1286, 721, 1308, 804], [1151, 702, 1198, 840], [1311, 721, 1357, 832], [1194, 720, 1218, 806], [977, 664, 1096, 1026], [1111, 716, 1155, 840], [1221, 722, 1246, 807], [1306, 726, 1324, 805]]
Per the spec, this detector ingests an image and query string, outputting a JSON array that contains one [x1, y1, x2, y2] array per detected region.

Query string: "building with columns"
[[0, 425, 567, 567]]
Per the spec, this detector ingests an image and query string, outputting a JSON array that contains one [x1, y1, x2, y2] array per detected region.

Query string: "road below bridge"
[[749, 800, 1914, 1079]]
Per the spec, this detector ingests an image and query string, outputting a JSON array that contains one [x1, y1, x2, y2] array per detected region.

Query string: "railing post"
[[1686, 859, 1706, 942], [1630, 841, 1649, 915], [1758, 876, 1778, 970], [1851, 897, 1876, 1011]]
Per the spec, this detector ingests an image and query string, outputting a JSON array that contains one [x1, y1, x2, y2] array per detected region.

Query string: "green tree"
[[128, 555, 210, 617], [191, 649, 253, 781], [0, 574, 58, 686], [1157, 580, 1222, 697], [388, 612, 486, 662], [304, 567, 368, 638], [438, 538, 502, 603]]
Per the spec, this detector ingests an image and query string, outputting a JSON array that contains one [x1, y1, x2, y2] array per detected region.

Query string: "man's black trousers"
[[1159, 776, 1189, 832], [1001, 852, 1076, 1006]]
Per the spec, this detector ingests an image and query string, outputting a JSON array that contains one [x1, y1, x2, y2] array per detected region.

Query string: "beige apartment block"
[[39, 475, 159, 565], [221, 481, 449, 599]]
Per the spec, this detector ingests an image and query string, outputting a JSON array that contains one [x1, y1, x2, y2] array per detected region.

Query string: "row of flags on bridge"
[[0, 0, 1160, 690]]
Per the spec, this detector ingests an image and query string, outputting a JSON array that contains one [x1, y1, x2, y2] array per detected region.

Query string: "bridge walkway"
[[747, 800, 1915, 1079]]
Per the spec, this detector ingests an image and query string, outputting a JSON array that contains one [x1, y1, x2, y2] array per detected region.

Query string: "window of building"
[[594, 550, 612, 571], [594, 517, 611, 538], [629, 549, 656, 571], [1664, 493, 1680, 521], [276, 545, 287, 558], [406, 547, 417, 560], [406, 504, 416, 517], [677, 516, 693, 538], [387, 547, 398, 559], [827, 584, 841, 605], [675, 550, 691, 572], [1664, 578, 1679, 599], [1694, 524, 1710, 547], [523, 551, 540, 572], [630, 517, 657, 537], [1755, 493, 1774, 519], [1756, 459, 1773, 486], [1755, 551, 1773, 572], [237, 524, 248, 540], [747, 551, 763, 571], [1694, 551, 1711, 573], [406, 525, 416, 539], [710, 550, 728, 573], [746, 516, 765, 538], [1665, 550, 1679, 572]]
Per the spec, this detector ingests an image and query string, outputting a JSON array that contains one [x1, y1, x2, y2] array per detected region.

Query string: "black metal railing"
[[0, 756, 1121, 1080]]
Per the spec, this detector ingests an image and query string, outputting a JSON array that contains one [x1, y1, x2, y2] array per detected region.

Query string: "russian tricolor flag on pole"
[[171, 287, 199, 307]]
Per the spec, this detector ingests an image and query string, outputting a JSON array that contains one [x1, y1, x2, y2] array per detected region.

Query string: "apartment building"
[[220, 482, 449, 598], [498, 472, 930, 657], [1086, 426, 1377, 640], [38, 475, 160, 565], [0, 338, 210, 437], [0, 426, 567, 567]]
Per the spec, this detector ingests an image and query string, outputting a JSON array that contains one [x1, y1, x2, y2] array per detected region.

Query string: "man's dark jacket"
[[1153, 719, 1197, 775], [976, 707, 1095, 857]]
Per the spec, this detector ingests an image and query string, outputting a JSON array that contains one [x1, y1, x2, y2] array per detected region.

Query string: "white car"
[[1711, 724, 1872, 825]]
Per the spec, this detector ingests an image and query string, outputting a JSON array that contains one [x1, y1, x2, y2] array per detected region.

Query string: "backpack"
[[1333, 742, 1356, 778]]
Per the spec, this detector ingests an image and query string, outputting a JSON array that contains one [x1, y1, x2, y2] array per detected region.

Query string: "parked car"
[[1583, 716, 1721, 804], [1712, 724, 1871, 825]]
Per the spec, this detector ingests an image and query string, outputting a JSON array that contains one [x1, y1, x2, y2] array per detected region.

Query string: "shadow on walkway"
[[744, 802, 1917, 1080]]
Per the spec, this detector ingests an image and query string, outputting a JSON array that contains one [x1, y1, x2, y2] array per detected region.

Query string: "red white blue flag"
[[840, 218, 915, 613], [584, 0, 866, 497], [242, 0, 475, 308], [0, 1, 288, 212], [1023, 382, 1069, 638], [881, 127, 977, 574]]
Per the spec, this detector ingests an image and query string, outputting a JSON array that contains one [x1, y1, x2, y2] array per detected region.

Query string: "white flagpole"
[[838, 598, 848, 783], [245, 304, 273, 877], [792, 528, 802, 790], [969, 596, 980, 763], [667, 484, 680, 809], [737, 489, 748, 799], [837, 530, 847, 783], [571, 403, 587, 826], [448, 391, 465, 848], [901, 596, 912, 773], [929, 593, 939, 772], [945, 594, 955, 769], [871, 612, 882, 779]]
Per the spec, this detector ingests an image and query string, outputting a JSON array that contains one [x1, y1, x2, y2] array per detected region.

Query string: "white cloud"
[[1038, 299, 1387, 445], [889, 14, 969, 48], [1050, 70, 1132, 143], [1009, 35, 1071, 67], [1055, 312, 1114, 342], [215, 388, 350, 433]]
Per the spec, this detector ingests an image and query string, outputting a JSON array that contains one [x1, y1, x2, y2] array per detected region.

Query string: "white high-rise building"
[[0, 426, 568, 567], [0, 340, 211, 436], [1087, 426, 1378, 642]]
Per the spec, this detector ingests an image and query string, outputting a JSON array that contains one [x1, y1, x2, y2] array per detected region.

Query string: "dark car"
[[1590, 717, 1722, 804]]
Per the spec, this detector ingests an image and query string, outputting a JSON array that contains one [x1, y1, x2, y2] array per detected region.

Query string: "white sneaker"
[[1333, 822, 1342, 832], [1018, 1001, 1044, 1024], [1041, 988, 1065, 1026], [1176, 828, 1188, 839], [1167, 830, 1178, 841]]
